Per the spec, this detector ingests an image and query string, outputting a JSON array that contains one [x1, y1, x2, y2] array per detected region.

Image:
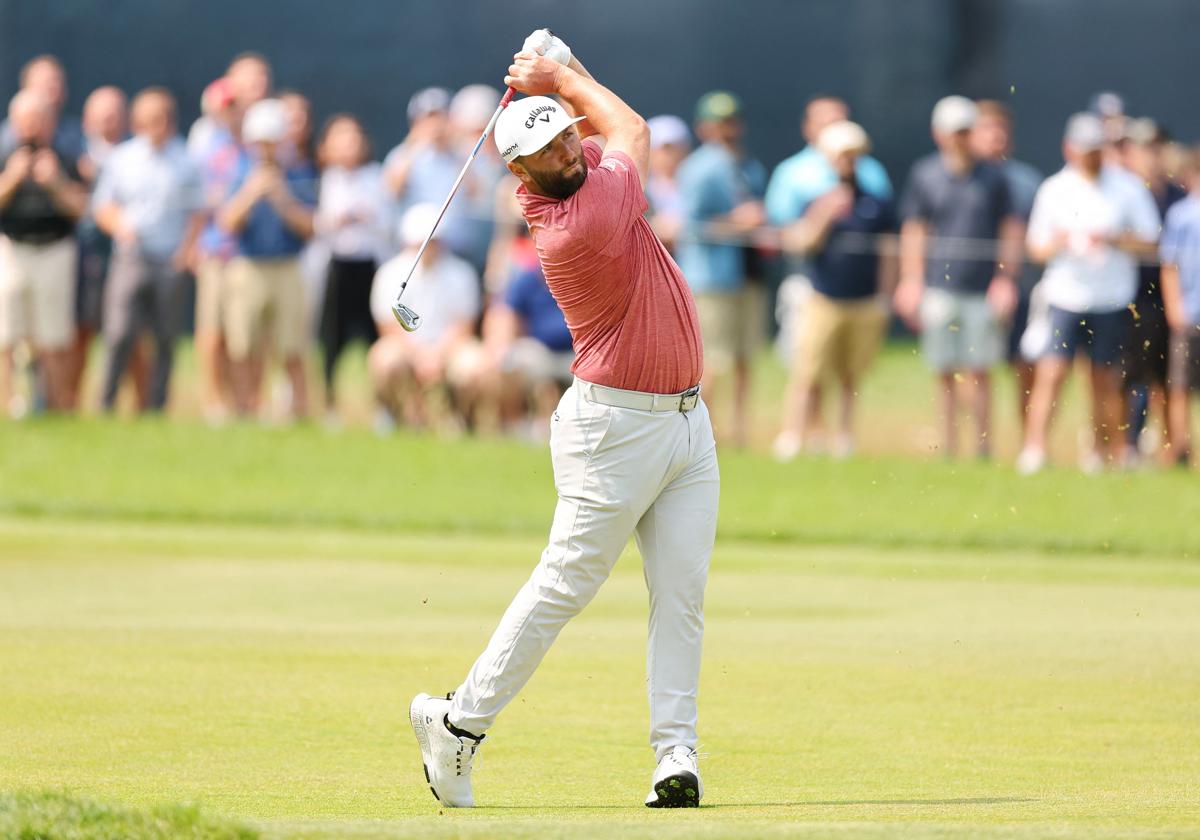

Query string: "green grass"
[[1, 342, 1199, 838]]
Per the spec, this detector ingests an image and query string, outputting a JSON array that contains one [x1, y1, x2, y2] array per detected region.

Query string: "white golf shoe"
[[644, 745, 703, 808], [409, 692, 484, 807]]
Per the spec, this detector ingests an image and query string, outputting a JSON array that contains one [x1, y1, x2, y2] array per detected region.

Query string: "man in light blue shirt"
[[1159, 170, 1200, 463], [93, 88, 203, 413], [676, 91, 767, 447], [765, 96, 892, 228]]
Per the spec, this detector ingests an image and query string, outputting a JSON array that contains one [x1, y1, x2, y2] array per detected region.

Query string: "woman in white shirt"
[[314, 115, 389, 416]]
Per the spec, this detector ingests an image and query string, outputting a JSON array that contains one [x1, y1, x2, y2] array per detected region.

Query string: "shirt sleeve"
[[764, 162, 797, 225], [1025, 182, 1054, 250], [1160, 206, 1182, 265], [898, 164, 931, 223], [858, 156, 894, 200], [503, 268, 532, 316], [1126, 182, 1162, 240], [91, 154, 118, 208], [562, 140, 648, 258]]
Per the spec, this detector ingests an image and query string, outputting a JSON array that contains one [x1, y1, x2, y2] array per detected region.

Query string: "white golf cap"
[[931, 95, 978, 134], [817, 120, 871, 158], [647, 114, 691, 149], [399, 202, 443, 249], [1064, 112, 1106, 152], [494, 95, 586, 163], [242, 98, 287, 144]]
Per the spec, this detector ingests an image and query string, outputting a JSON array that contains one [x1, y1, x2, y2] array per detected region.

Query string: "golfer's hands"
[[505, 52, 565, 96], [522, 29, 572, 65]]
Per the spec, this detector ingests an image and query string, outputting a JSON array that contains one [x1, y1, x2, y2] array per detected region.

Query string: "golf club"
[[392, 86, 517, 331]]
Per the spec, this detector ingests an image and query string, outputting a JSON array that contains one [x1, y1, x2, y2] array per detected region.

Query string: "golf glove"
[[522, 28, 572, 66]]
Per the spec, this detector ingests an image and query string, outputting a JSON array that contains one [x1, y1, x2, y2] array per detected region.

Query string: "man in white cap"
[[774, 120, 897, 460], [368, 203, 481, 431], [895, 95, 1024, 460], [644, 114, 691, 251], [409, 29, 716, 809], [218, 97, 316, 420], [1017, 113, 1160, 474]]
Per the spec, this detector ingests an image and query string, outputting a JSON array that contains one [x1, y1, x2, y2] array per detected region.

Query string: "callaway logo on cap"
[[495, 95, 587, 162]]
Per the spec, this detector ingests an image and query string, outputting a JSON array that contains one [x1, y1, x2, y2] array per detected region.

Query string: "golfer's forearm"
[[554, 67, 648, 174], [559, 57, 601, 139]]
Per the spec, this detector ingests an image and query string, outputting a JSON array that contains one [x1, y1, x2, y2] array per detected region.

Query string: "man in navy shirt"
[[219, 98, 316, 420], [482, 256, 574, 433], [773, 121, 896, 460]]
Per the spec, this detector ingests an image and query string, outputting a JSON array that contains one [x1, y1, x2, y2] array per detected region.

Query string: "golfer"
[[410, 30, 718, 809]]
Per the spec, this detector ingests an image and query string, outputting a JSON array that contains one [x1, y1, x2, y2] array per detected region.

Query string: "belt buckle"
[[678, 385, 700, 412]]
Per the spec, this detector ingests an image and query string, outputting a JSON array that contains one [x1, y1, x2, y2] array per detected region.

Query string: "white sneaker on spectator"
[[772, 431, 803, 462], [1079, 449, 1104, 476], [645, 745, 703, 808], [1015, 447, 1046, 476], [410, 692, 483, 808]]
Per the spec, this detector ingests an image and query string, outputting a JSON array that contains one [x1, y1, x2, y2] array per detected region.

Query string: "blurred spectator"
[[972, 99, 1044, 421], [479, 253, 574, 436], [368, 203, 482, 432], [279, 90, 315, 167], [645, 114, 691, 252], [385, 88, 476, 258], [1017, 113, 1160, 475], [71, 85, 133, 410], [93, 88, 203, 413], [314, 114, 388, 417], [773, 121, 896, 460], [895, 95, 1022, 460], [0, 90, 88, 415], [218, 98, 316, 421], [449, 84, 506, 275], [1121, 118, 1187, 464], [226, 52, 272, 111], [677, 90, 767, 448], [187, 78, 234, 159], [190, 76, 240, 424], [1160, 148, 1200, 467], [0, 55, 84, 160], [483, 174, 527, 295], [1089, 91, 1128, 169], [765, 95, 892, 227]]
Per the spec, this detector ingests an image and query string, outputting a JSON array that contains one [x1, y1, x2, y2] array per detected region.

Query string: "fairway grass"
[[2, 516, 1198, 839]]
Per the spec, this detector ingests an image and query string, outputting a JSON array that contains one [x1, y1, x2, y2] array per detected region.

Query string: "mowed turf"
[[2, 414, 1200, 838]]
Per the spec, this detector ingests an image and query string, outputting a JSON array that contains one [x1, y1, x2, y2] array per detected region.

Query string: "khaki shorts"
[[795, 291, 887, 387], [695, 286, 762, 375], [223, 257, 307, 360], [194, 257, 228, 335], [502, 337, 575, 387], [919, 287, 1003, 373], [0, 235, 77, 349]]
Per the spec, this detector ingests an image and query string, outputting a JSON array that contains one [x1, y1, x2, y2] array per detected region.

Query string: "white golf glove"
[[522, 28, 571, 65]]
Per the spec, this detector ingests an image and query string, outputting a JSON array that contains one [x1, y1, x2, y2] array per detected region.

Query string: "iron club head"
[[392, 302, 422, 332]]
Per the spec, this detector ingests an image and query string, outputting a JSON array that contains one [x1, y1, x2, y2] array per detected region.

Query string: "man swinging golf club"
[[410, 29, 719, 808]]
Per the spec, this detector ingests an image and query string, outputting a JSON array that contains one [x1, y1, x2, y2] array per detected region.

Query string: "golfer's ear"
[[508, 160, 532, 187]]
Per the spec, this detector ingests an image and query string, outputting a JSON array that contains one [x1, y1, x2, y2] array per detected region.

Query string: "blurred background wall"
[[1, 0, 1198, 179]]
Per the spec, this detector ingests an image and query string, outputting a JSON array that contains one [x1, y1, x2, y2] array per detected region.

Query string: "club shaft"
[[393, 87, 516, 304]]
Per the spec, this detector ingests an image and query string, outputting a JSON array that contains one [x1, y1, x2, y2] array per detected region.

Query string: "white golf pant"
[[449, 379, 720, 759]]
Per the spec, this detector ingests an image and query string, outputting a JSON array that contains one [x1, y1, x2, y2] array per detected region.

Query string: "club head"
[[392, 302, 422, 332]]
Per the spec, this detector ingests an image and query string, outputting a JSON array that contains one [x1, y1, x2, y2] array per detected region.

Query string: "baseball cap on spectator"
[[695, 91, 742, 123], [647, 114, 691, 149], [400, 202, 445, 249], [493, 95, 586, 163], [817, 120, 870, 158], [407, 87, 450, 123], [1089, 91, 1126, 119], [1126, 116, 1163, 146], [1063, 112, 1106, 152], [931, 95, 977, 134], [450, 84, 500, 128], [242, 98, 287, 144]]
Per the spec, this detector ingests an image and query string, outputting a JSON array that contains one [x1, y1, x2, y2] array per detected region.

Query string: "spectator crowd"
[[3, 53, 1200, 473]]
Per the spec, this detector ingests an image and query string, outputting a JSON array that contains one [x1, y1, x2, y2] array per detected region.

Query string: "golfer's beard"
[[533, 159, 588, 200]]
